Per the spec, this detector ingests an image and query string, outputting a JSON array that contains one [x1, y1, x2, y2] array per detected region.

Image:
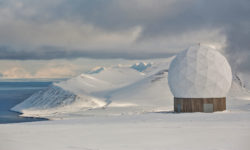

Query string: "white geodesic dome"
[[168, 45, 232, 98]]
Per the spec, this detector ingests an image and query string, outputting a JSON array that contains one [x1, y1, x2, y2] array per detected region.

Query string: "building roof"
[[168, 45, 232, 98]]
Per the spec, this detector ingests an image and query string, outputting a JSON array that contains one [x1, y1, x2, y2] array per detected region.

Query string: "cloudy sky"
[[0, 0, 249, 85]]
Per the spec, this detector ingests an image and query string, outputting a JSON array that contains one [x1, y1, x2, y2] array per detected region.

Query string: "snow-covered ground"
[[1, 58, 250, 150], [1, 110, 250, 150]]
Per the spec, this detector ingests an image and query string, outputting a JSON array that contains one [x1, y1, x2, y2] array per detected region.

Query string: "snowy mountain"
[[11, 58, 250, 119], [228, 73, 250, 100], [131, 62, 152, 72]]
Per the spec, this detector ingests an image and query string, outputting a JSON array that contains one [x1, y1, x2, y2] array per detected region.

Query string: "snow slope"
[[11, 58, 250, 119]]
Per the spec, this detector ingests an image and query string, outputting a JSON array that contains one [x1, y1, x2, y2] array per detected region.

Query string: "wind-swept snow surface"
[[1, 112, 250, 150]]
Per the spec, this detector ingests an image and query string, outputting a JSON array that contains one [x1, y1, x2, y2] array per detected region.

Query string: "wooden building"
[[174, 97, 226, 112]]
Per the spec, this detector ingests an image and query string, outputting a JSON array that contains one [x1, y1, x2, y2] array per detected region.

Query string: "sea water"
[[0, 81, 57, 123]]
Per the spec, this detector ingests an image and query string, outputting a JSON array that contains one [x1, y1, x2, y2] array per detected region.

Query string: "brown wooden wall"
[[174, 97, 226, 112]]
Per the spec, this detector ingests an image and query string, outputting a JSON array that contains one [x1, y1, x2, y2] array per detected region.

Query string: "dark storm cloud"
[[0, 0, 249, 71], [225, 24, 250, 73], [53, 0, 249, 38]]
